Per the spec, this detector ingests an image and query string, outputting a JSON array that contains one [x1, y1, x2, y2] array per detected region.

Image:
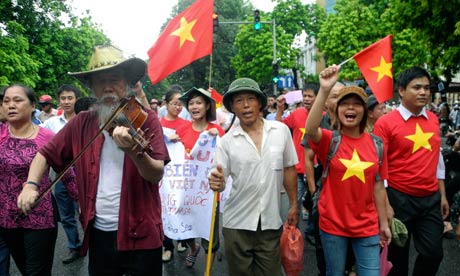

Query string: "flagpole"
[[208, 53, 213, 88], [205, 191, 218, 276], [338, 55, 354, 67]]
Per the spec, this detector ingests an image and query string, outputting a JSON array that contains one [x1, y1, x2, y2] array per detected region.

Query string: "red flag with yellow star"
[[147, 0, 213, 84], [353, 35, 393, 103], [210, 87, 223, 108]]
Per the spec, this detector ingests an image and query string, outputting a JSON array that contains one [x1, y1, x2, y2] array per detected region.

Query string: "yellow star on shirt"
[[339, 149, 374, 183], [299, 127, 306, 139], [170, 17, 197, 48], [404, 123, 434, 153], [371, 56, 393, 82]]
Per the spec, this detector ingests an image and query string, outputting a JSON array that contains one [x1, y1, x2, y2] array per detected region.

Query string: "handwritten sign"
[[159, 131, 218, 240]]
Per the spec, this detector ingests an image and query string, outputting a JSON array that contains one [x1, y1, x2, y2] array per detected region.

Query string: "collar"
[[232, 118, 277, 136], [397, 104, 428, 121], [57, 113, 69, 124]]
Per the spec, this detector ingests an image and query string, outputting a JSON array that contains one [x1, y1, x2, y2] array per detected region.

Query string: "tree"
[[231, 10, 296, 92], [0, 0, 109, 96], [148, 0, 253, 95], [388, 0, 460, 85], [316, 0, 428, 81]]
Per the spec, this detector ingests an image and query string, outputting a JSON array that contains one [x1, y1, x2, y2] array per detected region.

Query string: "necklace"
[[9, 124, 36, 139]]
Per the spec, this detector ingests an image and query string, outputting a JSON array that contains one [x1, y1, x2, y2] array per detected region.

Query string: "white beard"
[[97, 95, 120, 127]]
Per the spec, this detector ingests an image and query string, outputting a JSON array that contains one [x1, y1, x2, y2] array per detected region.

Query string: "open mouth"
[[344, 113, 357, 122]]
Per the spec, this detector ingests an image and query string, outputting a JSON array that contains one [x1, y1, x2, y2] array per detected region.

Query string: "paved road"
[[10, 216, 460, 276]]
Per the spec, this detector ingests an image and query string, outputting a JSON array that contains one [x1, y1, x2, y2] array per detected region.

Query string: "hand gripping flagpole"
[[205, 191, 219, 276]]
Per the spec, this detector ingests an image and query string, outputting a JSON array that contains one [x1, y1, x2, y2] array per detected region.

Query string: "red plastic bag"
[[280, 222, 304, 276], [380, 244, 393, 276]]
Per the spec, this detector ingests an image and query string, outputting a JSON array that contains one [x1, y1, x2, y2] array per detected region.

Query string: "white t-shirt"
[[94, 131, 124, 231]]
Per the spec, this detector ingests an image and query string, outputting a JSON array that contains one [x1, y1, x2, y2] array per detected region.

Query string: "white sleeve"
[[437, 151, 445, 180]]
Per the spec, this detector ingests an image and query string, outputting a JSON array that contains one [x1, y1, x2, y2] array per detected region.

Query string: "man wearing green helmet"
[[208, 78, 299, 276]]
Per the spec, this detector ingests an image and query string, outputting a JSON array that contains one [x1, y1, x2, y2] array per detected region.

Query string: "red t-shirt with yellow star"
[[283, 108, 308, 174], [373, 109, 440, 196], [309, 129, 388, 237]]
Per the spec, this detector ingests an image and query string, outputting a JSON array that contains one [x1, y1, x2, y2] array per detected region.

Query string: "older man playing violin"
[[17, 45, 170, 276]]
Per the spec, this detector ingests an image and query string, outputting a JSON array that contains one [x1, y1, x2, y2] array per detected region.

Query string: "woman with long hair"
[[305, 66, 391, 276], [0, 84, 77, 276], [159, 86, 191, 262], [176, 87, 224, 269]]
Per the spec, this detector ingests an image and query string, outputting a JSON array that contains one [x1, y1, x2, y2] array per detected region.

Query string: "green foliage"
[[316, 0, 431, 83], [231, 10, 297, 92], [0, 0, 109, 97], [0, 21, 40, 87], [316, 0, 459, 87], [389, 0, 460, 84], [151, 0, 253, 96], [273, 0, 325, 44]]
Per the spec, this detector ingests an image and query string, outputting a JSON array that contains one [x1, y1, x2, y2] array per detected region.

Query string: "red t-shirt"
[[373, 110, 440, 196], [160, 117, 190, 130], [309, 129, 388, 237], [176, 122, 225, 152], [282, 108, 308, 174]]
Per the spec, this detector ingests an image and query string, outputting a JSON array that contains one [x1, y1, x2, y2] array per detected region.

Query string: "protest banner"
[[159, 131, 218, 240]]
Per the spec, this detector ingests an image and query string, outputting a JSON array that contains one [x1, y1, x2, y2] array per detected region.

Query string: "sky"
[[69, 0, 311, 60]]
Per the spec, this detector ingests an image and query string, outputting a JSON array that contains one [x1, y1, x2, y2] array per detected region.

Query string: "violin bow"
[[16, 98, 131, 219]]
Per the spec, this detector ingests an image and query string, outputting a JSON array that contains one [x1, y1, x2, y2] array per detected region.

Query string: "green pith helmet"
[[223, 78, 267, 113]]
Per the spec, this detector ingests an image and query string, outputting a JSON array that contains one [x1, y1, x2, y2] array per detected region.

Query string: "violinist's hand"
[[112, 126, 136, 151], [17, 184, 39, 215], [208, 164, 225, 192]]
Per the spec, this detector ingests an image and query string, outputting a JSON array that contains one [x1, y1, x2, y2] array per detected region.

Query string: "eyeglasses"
[[168, 101, 182, 107], [150, 101, 159, 105]]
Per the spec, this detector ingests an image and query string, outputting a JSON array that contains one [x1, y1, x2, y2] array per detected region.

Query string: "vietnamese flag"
[[147, 0, 214, 84], [210, 87, 223, 108], [353, 35, 393, 103]]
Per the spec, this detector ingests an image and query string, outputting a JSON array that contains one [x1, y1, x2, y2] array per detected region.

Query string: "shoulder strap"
[[322, 131, 384, 180], [322, 130, 341, 178], [370, 133, 384, 181]]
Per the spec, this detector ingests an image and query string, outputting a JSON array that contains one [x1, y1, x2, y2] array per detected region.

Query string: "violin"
[[108, 96, 154, 157], [15, 95, 155, 220]]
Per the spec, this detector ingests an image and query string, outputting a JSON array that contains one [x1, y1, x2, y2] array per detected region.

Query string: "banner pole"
[[205, 191, 218, 276]]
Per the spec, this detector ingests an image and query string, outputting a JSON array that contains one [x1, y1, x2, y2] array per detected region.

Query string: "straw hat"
[[179, 87, 216, 121], [68, 45, 146, 87], [336, 86, 368, 104]]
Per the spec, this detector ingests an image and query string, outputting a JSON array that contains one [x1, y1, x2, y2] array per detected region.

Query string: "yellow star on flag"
[[170, 17, 197, 48], [299, 128, 306, 139], [339, 149, 375, 183], [404, 123, 434, 153], [371, 56, 392, 82]]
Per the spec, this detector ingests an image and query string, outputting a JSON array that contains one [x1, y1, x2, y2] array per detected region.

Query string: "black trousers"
[[0, 227, 57, 276], [387, 187, 444, 276], [88, 227, 162, 276]]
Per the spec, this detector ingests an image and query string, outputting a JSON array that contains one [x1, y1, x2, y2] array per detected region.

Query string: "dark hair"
[[4, 84, 37, 105], [187, 91, 213, 122], [75, 97, 98, 114], [56, 84, 81, 99], [335, 94, 368, 133], [3, 84, 37, 119], [164, 84, 184, 103], [303, 82, 320, 95], [397, 67, 431, 90]]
